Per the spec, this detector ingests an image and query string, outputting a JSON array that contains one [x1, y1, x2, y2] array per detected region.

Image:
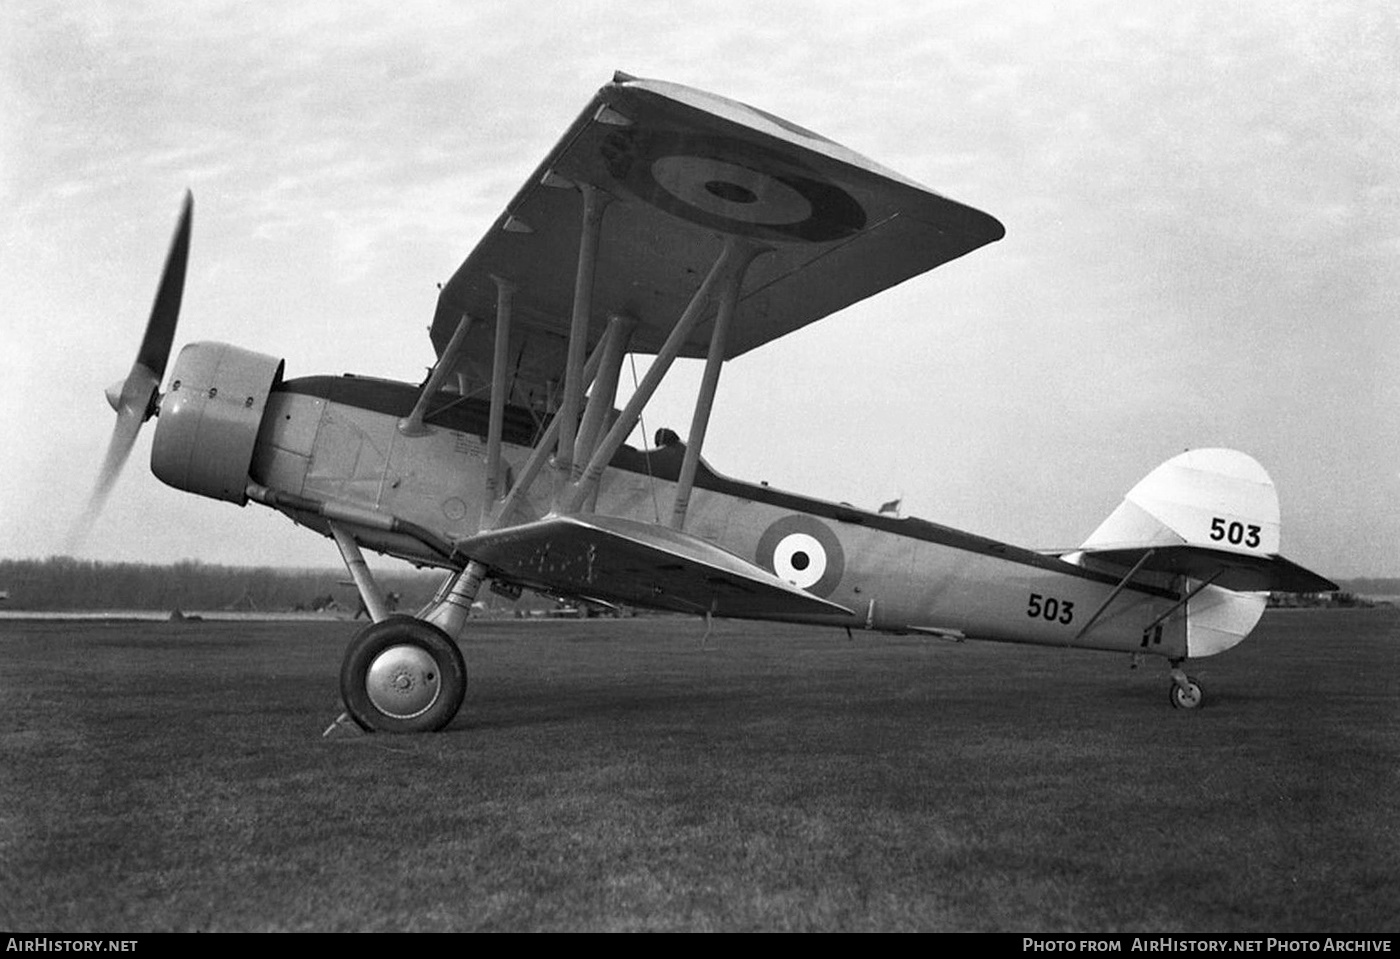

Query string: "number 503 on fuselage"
[[85, 73, 1336, 732]]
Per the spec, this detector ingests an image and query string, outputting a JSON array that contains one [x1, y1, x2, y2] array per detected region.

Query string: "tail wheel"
[[340, 615, 467, 733], [1168, 676, 1204, 710]]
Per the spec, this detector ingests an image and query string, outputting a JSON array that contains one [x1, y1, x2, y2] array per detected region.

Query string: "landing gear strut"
[[1168, 663, 1204, 710], [325, 526, 484, 734], [340, 615, 467, 733]]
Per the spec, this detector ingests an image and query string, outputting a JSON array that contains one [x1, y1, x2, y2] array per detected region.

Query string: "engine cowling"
[[151, 342, 284, 504]]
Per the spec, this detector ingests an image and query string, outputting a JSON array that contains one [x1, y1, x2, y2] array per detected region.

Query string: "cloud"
[[2, 0, 1395, 574]]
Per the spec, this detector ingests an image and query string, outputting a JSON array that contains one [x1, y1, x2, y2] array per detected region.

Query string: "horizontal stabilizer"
[[1077, 546, 1336, 594], [457, 513, 854, 619]]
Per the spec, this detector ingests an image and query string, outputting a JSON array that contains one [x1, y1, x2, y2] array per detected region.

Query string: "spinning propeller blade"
[[67, 191, 193, 551]]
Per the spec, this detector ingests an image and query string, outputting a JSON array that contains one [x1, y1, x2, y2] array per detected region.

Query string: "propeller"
[[66, 191, 193, 551]]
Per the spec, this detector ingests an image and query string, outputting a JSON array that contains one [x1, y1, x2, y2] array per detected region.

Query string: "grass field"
[[1, 609, 1396, 932]]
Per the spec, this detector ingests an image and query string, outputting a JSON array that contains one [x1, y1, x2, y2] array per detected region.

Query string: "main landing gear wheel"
[[1168, 675, 1204, 710], [340, 615, 467, 733]]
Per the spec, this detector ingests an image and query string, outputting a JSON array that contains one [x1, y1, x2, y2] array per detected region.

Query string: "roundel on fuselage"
[[756, 515, 845, 597]]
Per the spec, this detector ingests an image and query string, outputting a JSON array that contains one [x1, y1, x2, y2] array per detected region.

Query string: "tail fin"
[[1083, 447, 1279, 556], [1070, 449, 1335, 658]]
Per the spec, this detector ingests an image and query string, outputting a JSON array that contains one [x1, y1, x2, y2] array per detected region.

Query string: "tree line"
[[0, 557, 445, 612]]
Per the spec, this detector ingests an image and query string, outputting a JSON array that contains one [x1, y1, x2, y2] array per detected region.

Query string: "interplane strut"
[[572, 313, 637, 501], [558, 234, 762, 515], [557, 183, 612, 479], [671, 241, 767, 530], [484, 275, 516, 504]]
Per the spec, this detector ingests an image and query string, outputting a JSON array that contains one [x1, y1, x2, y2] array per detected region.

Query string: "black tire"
[[1168, 676, 1204, 710], [340, 615, 467, 733]]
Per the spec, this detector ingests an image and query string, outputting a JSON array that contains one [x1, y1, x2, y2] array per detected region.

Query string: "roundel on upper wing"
[[599, 130, 866, 242], [756, 515, 845, 597]]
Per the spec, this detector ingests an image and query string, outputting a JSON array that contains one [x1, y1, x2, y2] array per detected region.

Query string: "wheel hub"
[[1174, 683, 1202, 708], [365, 644, 441, 719]]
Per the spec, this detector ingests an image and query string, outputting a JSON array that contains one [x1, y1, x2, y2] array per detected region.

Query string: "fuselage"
[[240, 374, 1194, 659]]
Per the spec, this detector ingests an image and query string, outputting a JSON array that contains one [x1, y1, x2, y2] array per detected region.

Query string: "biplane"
[[84, 73, 1336, 732]]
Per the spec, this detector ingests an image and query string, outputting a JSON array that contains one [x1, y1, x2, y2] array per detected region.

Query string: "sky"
[[2, 0, 1396, 578]]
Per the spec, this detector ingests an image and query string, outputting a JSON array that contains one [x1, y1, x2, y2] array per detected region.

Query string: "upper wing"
[[430, 72, 1004, 411]]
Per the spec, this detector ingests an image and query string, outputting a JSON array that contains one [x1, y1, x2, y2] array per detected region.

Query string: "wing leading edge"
[[457, 513, 854, 619], [430, 72, 1004, 412]]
